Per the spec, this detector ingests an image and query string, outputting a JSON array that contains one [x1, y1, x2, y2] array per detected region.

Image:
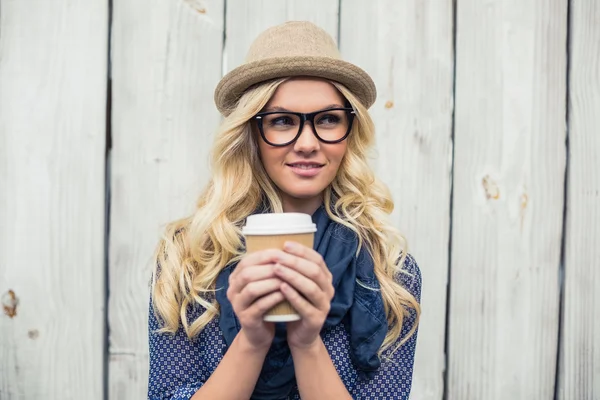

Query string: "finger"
[[238, 249, 283, 269], [236, 278, 283, 310], [275, 252, 331, 292], [229, 263, 276, 293], [283, 242, 329, 272], [274, 264, 329, 309], [280, 282, 328, 321], [243, 290, 285, 321]]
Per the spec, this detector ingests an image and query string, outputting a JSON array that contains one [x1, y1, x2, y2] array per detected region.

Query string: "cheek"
[[328, 144, 348, 167], [258, 142, 287, 172]]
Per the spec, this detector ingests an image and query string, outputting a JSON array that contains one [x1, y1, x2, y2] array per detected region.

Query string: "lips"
[[286, 163, 324, 169], [286, 162, 325, 177]]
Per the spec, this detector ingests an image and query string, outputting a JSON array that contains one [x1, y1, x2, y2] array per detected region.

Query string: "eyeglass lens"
[[260, 109, 351, 145]]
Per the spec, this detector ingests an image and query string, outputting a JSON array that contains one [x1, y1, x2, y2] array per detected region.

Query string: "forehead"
[[265, 77, 345, 111]]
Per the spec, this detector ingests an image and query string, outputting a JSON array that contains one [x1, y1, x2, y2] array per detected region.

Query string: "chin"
[[278, 183, 327, 199], [286, 190, 323, 199]]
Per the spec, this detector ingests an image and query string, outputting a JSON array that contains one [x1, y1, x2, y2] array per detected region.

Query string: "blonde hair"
[[151, 78, 420, 354]]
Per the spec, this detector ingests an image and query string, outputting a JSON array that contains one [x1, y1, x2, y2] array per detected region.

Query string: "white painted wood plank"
[[449, 1, 567, 399], [558, 1, 600, 398], [340, 2, 454, 399], [0, 1, 107, 399], [225, 0, 339, 73], [109, 0, 224, 398]]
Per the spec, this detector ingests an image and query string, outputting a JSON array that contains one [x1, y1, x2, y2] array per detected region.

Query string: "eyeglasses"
[[253, 107, 356, 147]]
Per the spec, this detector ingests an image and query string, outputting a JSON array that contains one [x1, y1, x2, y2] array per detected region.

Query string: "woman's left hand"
[[273, 241, 334, 350]]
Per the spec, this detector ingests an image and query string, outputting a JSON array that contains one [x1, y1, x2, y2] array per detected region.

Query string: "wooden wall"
[[0, 0, 108, 398], [559, 1, 600, 398], [1, 1, 598, 399], [449, 1, 567, 398]]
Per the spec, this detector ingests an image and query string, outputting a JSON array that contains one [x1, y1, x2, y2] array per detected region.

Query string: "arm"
[[273, 242, 352, 399], [190, 329, 269, 400], [290, 338, 353, 400], [352, 254, 422, 400], [147, 300, 207, 399], [148, 304, 269, 400], [148, 250, 288, 399]]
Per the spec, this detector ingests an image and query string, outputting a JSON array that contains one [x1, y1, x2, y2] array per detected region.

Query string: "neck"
[[282, 195, 323, 215]]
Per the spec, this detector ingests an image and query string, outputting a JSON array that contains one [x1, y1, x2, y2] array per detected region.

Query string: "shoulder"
[[396, 253, 422, 303]]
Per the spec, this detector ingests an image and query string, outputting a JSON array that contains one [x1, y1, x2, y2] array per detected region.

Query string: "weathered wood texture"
[[0, 1, 107, 399], [339, 1, 454, 399], [225, 0, 339, 72], [2, 1, 599, 399], [558, 1, 600, 399], [109, 0, 224, 398], [448, 1, 568, 399]]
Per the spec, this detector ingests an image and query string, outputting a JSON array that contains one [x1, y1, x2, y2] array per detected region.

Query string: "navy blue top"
[[148, 255, 421, 399]]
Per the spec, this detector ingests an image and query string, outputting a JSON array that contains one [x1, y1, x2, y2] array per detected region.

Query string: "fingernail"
[[284, 242, 294, 251]]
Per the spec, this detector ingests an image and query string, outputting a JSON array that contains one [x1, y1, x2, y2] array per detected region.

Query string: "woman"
[[148, 21, 421, 400]]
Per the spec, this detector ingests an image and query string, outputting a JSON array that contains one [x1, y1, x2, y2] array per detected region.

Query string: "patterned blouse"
[[148, 255, 421, 399]]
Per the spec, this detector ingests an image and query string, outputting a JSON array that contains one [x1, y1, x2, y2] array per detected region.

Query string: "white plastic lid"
[[242, 213, 317, 235]]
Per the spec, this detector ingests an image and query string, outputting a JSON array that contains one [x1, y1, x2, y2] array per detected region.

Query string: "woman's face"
[[256, 78, 349, 214]]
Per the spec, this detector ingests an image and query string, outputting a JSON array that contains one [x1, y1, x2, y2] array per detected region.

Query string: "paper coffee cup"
[[242, 213, 317, 322]]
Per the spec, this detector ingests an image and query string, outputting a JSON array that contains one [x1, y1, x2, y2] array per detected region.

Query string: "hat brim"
[[214, 56, 377, 116]]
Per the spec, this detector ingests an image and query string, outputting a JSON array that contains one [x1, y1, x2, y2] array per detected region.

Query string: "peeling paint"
[[2, 290, 19, 318], [482, 175, 500, 199]]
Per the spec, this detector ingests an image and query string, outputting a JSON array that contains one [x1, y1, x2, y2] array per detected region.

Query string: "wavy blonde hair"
[[152, 78, 420, 354]]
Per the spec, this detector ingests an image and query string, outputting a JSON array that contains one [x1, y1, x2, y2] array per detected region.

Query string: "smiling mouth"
[[286, 163, 324, 169]]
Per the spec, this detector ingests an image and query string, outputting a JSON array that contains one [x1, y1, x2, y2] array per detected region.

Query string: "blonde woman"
[[148, 21, 421, 400]]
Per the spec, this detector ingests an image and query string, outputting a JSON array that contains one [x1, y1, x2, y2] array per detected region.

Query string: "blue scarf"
[[215, 205, 388, 399]]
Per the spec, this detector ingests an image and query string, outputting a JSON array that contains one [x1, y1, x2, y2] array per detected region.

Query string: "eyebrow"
[[263, 104, 345, 113]]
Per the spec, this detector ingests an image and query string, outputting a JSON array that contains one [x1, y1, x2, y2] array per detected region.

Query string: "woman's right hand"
[[226, 250, 283, 351]]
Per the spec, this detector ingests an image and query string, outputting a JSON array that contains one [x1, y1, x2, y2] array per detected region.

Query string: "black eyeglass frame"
[[253, 107, 356, 147]]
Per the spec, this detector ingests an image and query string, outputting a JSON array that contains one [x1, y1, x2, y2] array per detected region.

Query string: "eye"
[[316, 113, 341, 127], [266, 114, 297, 128]]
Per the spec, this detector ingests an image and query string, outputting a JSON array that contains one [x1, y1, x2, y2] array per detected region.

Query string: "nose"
[[293, 121, 320, 153]]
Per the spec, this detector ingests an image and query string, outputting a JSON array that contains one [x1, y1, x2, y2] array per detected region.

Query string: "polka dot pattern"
[[148, 255, 421, 399]]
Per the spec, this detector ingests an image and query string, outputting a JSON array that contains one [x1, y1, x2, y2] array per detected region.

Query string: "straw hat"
[[214, 21, 377, 116]]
